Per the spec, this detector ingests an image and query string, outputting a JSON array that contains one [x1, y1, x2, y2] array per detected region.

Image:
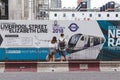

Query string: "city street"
[[0, 71, 119, 80]]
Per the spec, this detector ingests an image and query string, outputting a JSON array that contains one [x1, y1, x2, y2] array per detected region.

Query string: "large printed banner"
[[0, 20, 120, 61], [0, 20, 104, 47]]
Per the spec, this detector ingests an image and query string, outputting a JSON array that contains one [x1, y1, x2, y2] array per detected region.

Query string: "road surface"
[[0, 71, 119, 80]]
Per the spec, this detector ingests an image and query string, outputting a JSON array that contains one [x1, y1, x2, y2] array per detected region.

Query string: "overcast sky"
[[61, 0, 120, 8]]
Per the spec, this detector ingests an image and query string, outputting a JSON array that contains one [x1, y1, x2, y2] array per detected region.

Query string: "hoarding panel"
[[0, 48, 5, 60], [0, 20, 120, 61], [5, 48, 37, 61]]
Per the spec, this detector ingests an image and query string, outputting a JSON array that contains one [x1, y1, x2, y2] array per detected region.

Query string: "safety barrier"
[[0, 62, 5, 72], [0, 61, 120, 72], [69, 61, 100, 71], [4, 62, 37, 72], [100, 61, 120, 71], [37, 62, 69, 72]]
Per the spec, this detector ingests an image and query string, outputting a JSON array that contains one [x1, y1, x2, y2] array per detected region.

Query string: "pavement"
[[0, 71, 119, 80]]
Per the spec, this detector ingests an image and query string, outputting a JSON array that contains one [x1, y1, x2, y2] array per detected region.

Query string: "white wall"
[[49, 11, 120, 20]]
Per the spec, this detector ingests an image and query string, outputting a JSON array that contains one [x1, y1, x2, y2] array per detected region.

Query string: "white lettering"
[[108, 30, 115, 38], [116, 30, 120, 38], [115, 39, 120, 46], [108, 38, 114, 46]]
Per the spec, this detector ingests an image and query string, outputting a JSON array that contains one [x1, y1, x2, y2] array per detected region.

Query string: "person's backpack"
[[58, 39, 66, 50]]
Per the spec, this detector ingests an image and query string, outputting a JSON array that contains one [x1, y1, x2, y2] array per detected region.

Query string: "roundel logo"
[[68, 23, 79, 32]]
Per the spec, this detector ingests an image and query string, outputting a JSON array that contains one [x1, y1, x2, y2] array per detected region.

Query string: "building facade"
[[8, 0, 62, 20], [50, 0, 62, 8], [0, 0, 8, 19], [9, 0, 30, 20], [9, 0, 39, 20], [36, 0, 49, 20]]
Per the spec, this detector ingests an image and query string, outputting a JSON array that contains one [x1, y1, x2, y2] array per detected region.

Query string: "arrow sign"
[[0, 34, 3, 46]]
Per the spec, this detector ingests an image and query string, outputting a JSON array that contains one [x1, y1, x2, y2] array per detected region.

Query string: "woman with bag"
[[47, 36, 57, 61]]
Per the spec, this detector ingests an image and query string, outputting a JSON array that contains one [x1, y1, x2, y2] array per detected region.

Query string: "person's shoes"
[[60, 60, 63, 62]]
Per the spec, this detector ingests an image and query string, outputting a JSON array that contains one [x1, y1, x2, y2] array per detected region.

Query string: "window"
[[43, 12, 46, 17], [82, 13, 84, 15], [84, 37, 86, 41], [72, 13, 75, 17], [63, 13, 66, 17], [115, 14, 118, 17], [107, 14, 110, 17], [91, 38, 94, 43], [54, 13, 57, 17], [98, 14, 101, 17], [69, 34, 81, 44], [89, 14, 92, 17], [81, 36, 84, 41]]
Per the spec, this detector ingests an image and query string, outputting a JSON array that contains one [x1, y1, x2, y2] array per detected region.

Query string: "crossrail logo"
[[68, 23, 79, 32], [0, 34, 3, 46]]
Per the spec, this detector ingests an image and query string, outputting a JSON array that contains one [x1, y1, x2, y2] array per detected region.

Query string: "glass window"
[[107, 14, 110, 17], [81, 36, 84, 41], [69, 34, 81, 44], [91, 38, 94, 43], [116, 14, 118, 17], [98, 14, 101, 17], [54, 13, 57, 17], [63, 13, 66, 17], [89, 14, 92, 17], [72, 13, 75, 17], [82, 13, 84, 15]]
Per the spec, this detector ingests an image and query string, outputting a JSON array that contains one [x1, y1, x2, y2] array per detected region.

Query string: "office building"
[[0, 0, 8, 19], [50, 0, 62, 8]]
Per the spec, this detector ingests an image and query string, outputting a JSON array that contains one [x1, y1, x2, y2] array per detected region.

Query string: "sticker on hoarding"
[[5, 37, 33, 46], [80, 64, 88, 69]]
